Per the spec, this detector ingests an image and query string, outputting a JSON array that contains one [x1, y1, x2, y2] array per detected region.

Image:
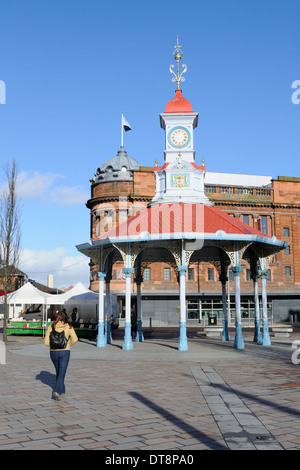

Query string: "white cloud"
[[15, 170, 89, 206], [16, 170, 63, 200], [19, 247, 90, 289], [49, 185, 89, 206]]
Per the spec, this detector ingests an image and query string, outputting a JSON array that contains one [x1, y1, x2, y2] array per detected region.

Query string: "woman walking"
[[44, 310, 78, 400]]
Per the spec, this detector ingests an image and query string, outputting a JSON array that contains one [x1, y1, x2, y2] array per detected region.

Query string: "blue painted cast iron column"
[[122, 267, 134, 350], [232, 266, 245, 349], [178, 265, 188, 351], [220, 274, 230, 341], [97, 272, 106, 347], [135, 275, 144, 342], [105, 275, 113, 344], [260, 269, 271, 346], [252, 274, 262, 343]]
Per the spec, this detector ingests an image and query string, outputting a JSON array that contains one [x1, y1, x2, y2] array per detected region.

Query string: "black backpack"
[[49, 330, 68, 350]]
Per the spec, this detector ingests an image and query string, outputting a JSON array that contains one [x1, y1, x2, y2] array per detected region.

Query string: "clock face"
[[168, 127, 190, 148]]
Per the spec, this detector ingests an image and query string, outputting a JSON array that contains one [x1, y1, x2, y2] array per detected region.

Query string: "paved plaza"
[[0, 327, 300, 451]]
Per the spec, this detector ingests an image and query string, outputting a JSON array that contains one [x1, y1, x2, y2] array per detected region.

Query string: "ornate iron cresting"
[[169, 36, 187, 89]]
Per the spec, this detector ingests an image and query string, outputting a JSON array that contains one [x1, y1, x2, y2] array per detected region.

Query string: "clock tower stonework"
[[151, 91, 212, 206], [151, 36, 212, 207], [160, 88, 198, 164]]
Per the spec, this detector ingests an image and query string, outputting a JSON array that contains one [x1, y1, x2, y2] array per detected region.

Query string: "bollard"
[[0, 340, 6, 365]]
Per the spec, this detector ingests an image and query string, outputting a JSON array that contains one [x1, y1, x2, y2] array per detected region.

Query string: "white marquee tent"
[[3, 282, 49, 304], [46, 282, 99, 321], [0, 281, 99, 320], [45, 282, 98, 304], [0, 282, 49, 319]]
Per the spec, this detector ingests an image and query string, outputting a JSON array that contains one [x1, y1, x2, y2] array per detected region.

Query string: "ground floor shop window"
[[187, 298, 273, 324]]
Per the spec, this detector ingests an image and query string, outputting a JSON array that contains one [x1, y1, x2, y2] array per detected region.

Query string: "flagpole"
[[121, 113, 123, 147]]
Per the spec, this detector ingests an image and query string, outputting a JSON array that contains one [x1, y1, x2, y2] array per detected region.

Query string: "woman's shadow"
[[35, 370, 56, 391]]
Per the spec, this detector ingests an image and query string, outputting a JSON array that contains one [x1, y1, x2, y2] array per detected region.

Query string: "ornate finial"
[[178, 153, 182, 159], [169, 36, 187, 90], [155, 159, 158, 167], [202, 158, 205, 166]]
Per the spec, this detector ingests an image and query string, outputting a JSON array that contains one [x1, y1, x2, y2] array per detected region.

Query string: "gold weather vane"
[[169, 36, 187, 89]]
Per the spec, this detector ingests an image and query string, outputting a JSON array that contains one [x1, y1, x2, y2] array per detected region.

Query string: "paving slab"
[[0, 329, 299, 451]]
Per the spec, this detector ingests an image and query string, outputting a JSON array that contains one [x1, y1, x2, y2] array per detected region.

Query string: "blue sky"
[[0, 0, 299, 288]]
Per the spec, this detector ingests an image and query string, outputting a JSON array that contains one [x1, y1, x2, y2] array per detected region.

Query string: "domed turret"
[[93, 147, 140, 183]]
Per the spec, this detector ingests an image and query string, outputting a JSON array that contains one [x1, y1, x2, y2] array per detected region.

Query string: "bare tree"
[[0, 160, 21, 342]]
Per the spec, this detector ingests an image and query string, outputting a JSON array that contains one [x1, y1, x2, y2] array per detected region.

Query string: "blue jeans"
[[50, 350, 70, 395]]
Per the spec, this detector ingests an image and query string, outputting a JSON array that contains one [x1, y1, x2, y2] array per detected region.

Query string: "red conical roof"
[[165, 89, 193, 113]]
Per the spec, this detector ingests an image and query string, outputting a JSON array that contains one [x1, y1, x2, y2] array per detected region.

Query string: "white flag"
[[122, 114, 132, 132]]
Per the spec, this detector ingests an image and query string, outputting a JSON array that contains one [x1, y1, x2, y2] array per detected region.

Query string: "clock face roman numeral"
[[168, 127, 190, 148], [171, 129, 188, 145]]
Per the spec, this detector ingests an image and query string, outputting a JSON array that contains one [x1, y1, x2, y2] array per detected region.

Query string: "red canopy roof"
[[94, 203, 269, 241]]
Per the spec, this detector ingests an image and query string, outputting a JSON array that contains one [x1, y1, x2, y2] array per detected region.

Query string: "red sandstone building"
[[81, 39, 299, 327], [86, 151, 300, 325]]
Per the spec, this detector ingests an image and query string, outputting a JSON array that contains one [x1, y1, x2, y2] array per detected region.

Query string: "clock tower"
[[160, 92, 198, 164], [151, 37, 212, 206]]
